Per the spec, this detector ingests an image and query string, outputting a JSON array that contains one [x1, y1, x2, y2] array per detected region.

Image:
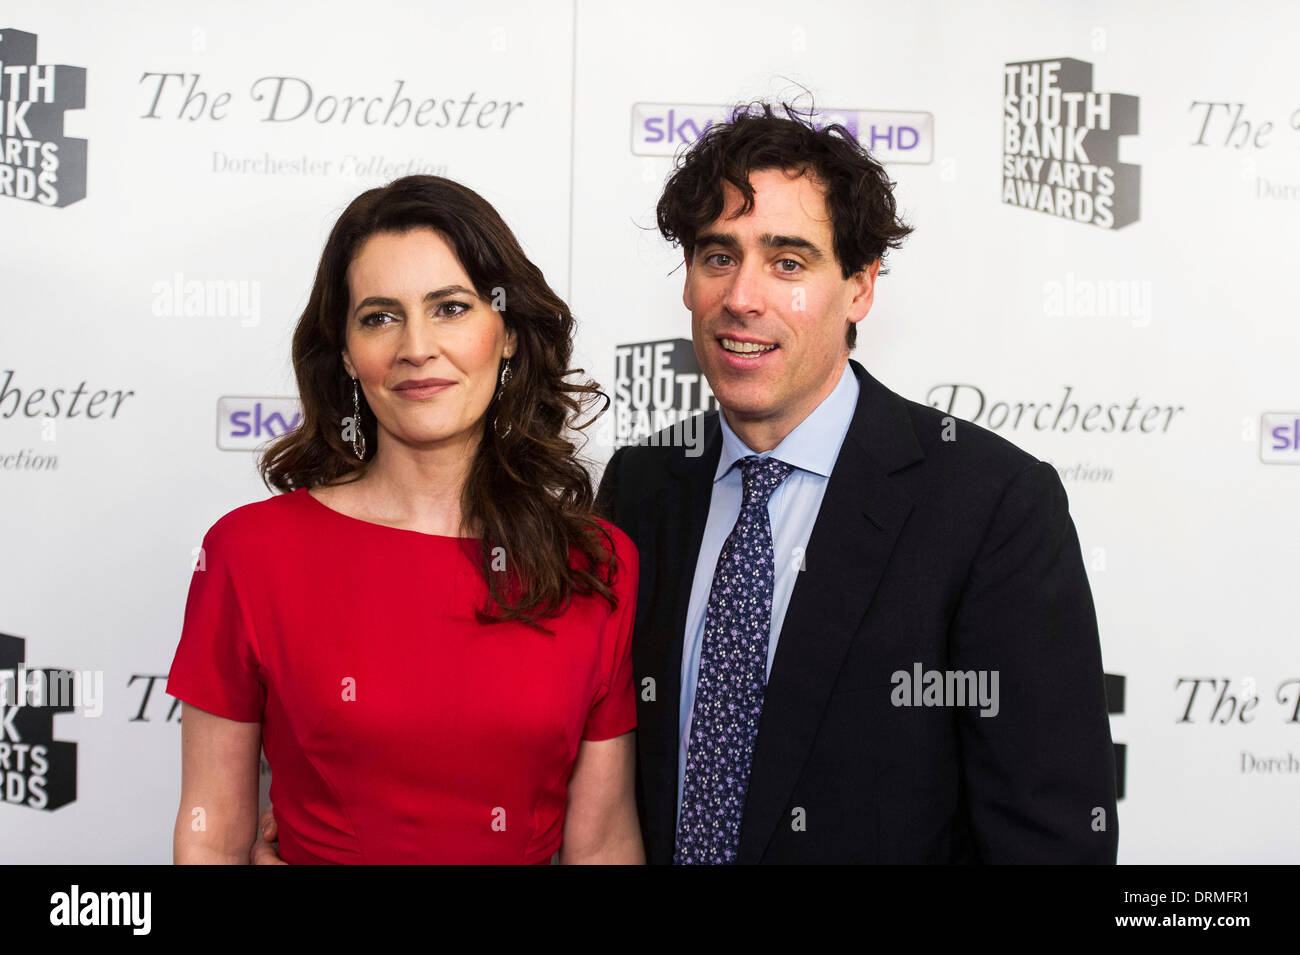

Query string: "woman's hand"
[[173, 702, 262, 864], [250, 807, 287, 864], [558, 730, 645, 864]]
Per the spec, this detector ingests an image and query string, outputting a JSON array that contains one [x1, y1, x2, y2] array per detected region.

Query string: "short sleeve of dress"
[[581, 524, 639, 742], [166, 517, 266, 723]]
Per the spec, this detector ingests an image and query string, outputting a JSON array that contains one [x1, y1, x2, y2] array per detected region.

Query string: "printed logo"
[[1176, 676, 1300, 724], [127, 674, 181, 723], [0, 28, 87, 207], [1105, 672, 1126, 800], [0, 632, 78, 811], [217, 396, 302, 451], [631, 103, 934, 164], [611, 339, 715, 453], [1260, 412, 1300, 464], [1002, 58, 1139, 229], [924, 383, 1183, 435]]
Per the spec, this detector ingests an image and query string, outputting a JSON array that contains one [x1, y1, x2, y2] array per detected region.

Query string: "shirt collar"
[[714, 360, 860, 482]]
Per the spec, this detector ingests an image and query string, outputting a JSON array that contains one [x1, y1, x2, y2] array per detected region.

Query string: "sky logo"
[[631, 103, 933, 164], [217, 396, 302, 451], [1260, 411, 1300, 464]]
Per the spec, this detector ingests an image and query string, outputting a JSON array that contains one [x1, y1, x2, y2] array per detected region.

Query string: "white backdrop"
[[1, 0, 1297, 863]]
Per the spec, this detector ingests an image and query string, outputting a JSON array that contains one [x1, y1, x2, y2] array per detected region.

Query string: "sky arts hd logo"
[[217, 396, 302, 451], [631, 103, 933, 164], [1260, 412, 1300, 464], [1002, 58, 1139, 229], [0, 29, 87, 207]]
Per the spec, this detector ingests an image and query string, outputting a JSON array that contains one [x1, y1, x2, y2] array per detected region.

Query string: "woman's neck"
[[343, 431, 480, 536]]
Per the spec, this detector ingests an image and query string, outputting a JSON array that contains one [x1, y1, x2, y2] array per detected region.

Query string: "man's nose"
[[721, 259, 765, 317]]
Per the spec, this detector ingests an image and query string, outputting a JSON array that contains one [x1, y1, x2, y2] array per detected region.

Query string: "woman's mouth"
[[391, 378, 456, 400]]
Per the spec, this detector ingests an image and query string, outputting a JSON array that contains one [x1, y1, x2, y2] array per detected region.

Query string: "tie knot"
[[739, 455, 795, 507]]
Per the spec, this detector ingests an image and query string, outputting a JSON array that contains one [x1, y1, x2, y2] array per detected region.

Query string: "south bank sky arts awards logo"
[[0, 28, 86, 207], [612, 339, 715, 454], [0, 632, 90, 811], [1003, 58, 1138, 229]]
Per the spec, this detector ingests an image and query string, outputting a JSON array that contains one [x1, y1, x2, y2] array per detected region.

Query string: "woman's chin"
[[382, 420, 482, 449]]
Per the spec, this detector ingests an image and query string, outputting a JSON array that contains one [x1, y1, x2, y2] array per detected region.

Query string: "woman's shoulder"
[[202, 487, 313, 544], [587, 516, 638, 590]]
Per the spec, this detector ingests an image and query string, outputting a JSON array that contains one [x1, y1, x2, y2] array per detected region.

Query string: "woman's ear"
[[342, 349, 356, 379], [503, 326, 518, 360]]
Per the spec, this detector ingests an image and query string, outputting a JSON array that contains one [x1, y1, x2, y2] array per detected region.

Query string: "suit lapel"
[[636, 413, 720, 864], [737, 361, 924, 863]]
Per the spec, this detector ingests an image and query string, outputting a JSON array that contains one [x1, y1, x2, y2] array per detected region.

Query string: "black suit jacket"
[[595, 359, 1119, 863]]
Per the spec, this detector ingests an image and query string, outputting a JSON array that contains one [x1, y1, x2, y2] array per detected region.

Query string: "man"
[[594, 102, 1118, 864]]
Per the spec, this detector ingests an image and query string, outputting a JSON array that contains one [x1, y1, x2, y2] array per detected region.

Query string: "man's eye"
[[360, 311, 397, 327], [705, 253, 733, 267], [777, 258, 802, 273]]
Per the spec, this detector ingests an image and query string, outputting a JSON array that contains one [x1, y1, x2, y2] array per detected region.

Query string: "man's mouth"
[[719, 337, 778, 355]]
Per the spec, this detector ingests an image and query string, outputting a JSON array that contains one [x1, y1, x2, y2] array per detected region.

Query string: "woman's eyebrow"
[[424, 284, 477, 300], [352, 286, 477, 316]]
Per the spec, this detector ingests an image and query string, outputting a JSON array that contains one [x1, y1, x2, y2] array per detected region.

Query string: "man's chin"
[[709, 384, 779, 423]]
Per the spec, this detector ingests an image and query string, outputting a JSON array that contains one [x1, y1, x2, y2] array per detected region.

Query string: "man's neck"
[[720, 360, 849, 453]]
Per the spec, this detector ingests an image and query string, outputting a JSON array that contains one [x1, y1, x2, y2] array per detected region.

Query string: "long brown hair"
[[258, 175, 616, 627]]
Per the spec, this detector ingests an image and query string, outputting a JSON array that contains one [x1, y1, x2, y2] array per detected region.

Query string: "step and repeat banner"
[[1, 0, 1296, 863]]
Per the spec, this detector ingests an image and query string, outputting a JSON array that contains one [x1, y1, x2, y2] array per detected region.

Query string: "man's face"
[[683, 167, 878, 443]]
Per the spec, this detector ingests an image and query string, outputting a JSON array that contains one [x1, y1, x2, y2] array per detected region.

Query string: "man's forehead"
[[712, 168, 832, 232]]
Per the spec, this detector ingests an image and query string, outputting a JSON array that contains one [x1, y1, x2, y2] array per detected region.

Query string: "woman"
[[168, 176, 643, 864]]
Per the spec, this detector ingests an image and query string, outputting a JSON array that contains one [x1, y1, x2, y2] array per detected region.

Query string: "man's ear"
[[848, 258, 882, 324]]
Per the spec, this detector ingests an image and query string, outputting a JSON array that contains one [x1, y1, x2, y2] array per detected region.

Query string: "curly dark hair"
[[258, 175, 616, 628], [655, 101, 914, 349]]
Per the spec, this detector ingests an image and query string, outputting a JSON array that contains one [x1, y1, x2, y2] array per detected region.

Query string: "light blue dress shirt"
[[676, 360, 861, 820]]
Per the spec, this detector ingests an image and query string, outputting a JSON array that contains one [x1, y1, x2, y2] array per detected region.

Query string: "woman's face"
[[341, 227, 516, 455]]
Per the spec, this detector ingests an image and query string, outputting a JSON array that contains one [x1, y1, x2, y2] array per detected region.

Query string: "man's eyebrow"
[[352, 285, 477, 316], [760, 233, 825, 260], [693, 231, 826, 261], [694, 232, 741, 254]]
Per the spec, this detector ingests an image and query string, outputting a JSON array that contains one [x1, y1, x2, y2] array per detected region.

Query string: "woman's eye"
[[360, 311, 397, 327], [438, 301, 470, 318]]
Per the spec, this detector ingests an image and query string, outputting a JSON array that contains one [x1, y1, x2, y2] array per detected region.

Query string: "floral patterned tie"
[[674, 454, 795, 864]]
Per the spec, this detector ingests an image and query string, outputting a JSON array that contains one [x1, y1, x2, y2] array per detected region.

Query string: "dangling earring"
[[493, 358, 513, 439], [351, 377, 367, 460]]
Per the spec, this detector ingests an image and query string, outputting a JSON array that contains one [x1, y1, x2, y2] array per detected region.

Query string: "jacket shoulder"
[[896, 391, 1044, 486]]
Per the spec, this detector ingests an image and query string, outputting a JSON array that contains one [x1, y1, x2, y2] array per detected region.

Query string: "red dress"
[[166, 488, 638, 864]]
